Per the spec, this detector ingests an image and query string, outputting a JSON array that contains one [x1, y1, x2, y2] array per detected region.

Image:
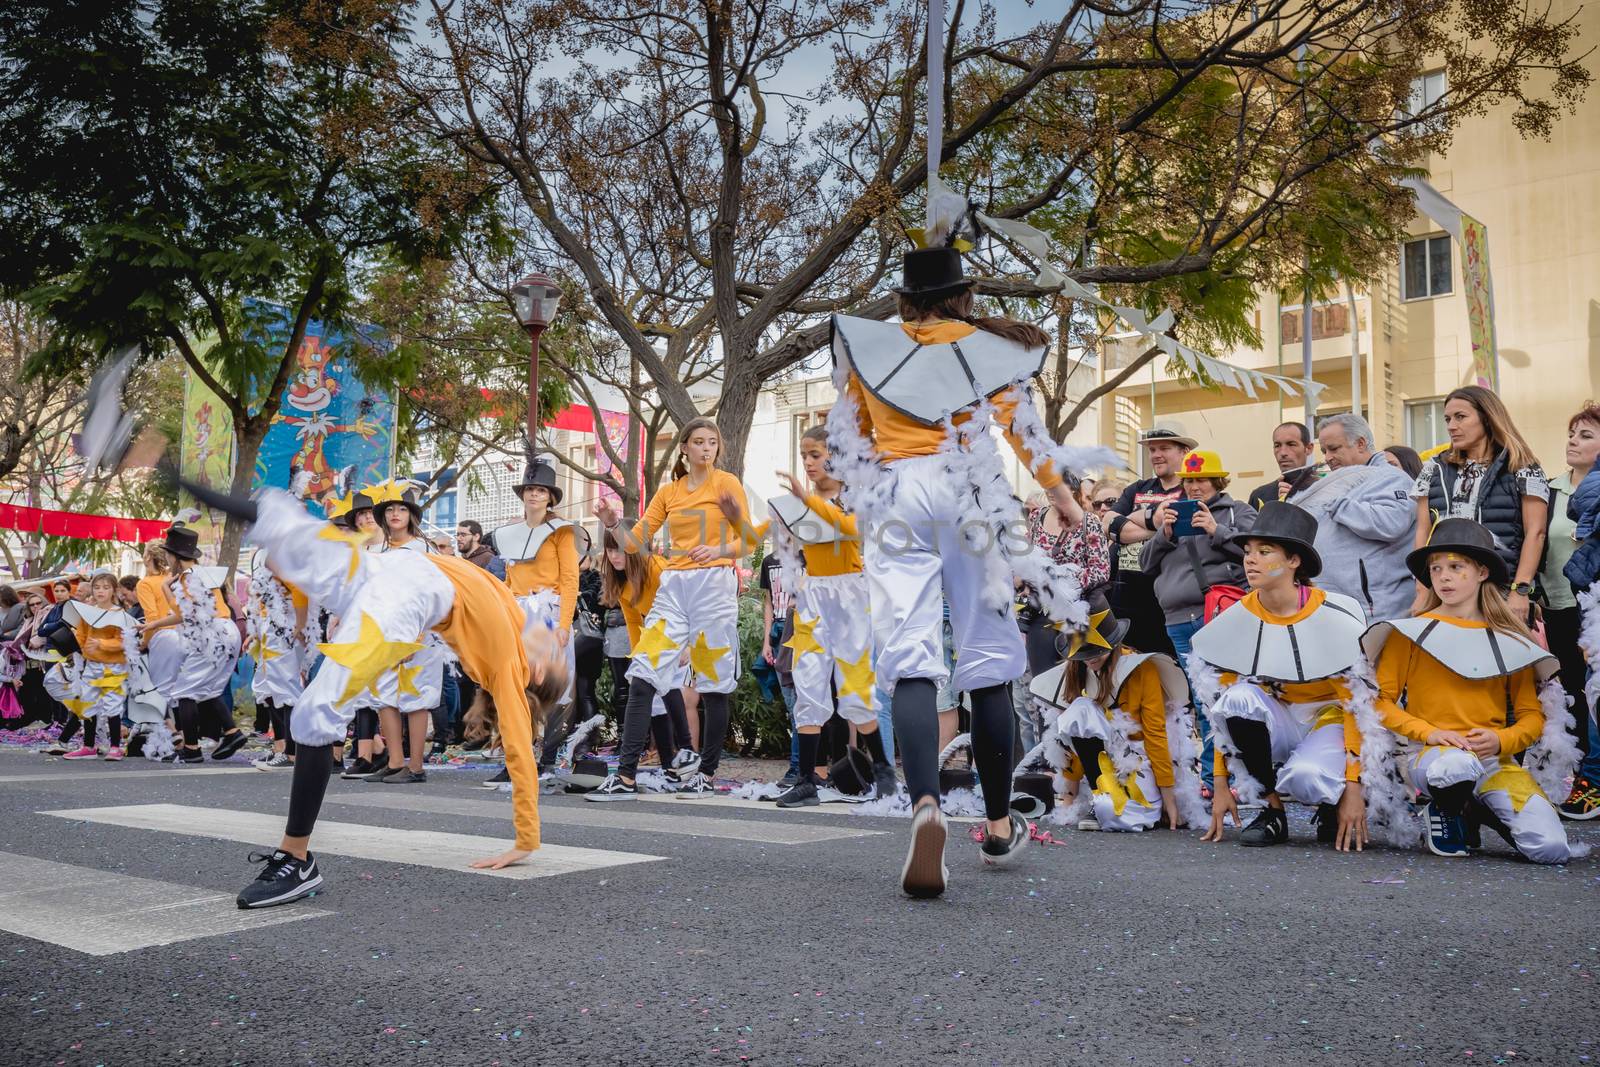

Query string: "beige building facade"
[[1098, 1, 1600, 487]]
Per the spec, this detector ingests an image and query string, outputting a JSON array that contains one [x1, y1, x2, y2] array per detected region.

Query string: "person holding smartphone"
[[1140, 450, 1257, 793]]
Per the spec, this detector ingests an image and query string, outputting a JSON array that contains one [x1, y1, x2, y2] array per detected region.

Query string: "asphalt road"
[[0, 747, 1596, 1066]]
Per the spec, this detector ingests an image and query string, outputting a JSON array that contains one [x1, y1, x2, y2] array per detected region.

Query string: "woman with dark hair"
[[1546, 402, 1600, 819], [825, 237, 1092, 897], [0, 585, 23, 643], [10, 591, 60, 729], [1410, 386, 1548, 620], [594, 417, 747, 798], [1380, 444, 1424, 480]]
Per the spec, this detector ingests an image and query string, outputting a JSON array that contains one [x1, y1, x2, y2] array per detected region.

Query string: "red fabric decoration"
[[0, 503, 170, 544]]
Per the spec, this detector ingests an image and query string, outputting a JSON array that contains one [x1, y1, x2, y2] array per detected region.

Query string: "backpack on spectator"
[[1184, 538, 1246, 622]]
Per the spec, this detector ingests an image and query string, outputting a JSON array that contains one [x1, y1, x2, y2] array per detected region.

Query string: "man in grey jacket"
[[1290, 413, 1417, 621]]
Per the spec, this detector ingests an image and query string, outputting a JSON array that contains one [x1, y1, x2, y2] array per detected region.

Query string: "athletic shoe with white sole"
[[1559, 777, 1600, 821], [1426, 800, 1470, 857], [980, 812, 1030, 868], [479, 767, 510, 790], [675, 770, 715, 798], [254, 752, 293, 770], [901, 803, 948, 898], [585, 774, 640, 802], [774, 779, 820, 808], [211, 731, 250, 761], [236, 850, 322, 909], [666, 748, 702, 784]]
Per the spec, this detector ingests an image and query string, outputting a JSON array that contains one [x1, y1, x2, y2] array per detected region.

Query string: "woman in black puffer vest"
[[1411, 385, 1549, 621]]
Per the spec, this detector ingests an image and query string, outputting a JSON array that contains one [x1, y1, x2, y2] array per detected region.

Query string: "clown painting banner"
[[249, 304, 396, 515], [178, 353, 237, 553]]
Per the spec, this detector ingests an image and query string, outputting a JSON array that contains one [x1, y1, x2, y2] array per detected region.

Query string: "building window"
[[1401, 235, 1452, 300], [1406, 399, 1447, 451], [1407, 70, 1448, 116]]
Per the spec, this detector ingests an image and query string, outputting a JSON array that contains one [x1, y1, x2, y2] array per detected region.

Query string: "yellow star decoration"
[[687, 632, 730, 683], [317, 612, 424, 705], [835, 648, 876, 704], [632, 619, 679, 668], [253, 638, 283, 664], [1067, 609, 1114, 658], [89, 672, 127, 693], [1480, 765, 1545, 814], [783, 614, 825, 660], [1093, 751, 1152, 816], [395, 660, 424, 697], [61, 695, 96, 718], [318, 523, 372, 582]]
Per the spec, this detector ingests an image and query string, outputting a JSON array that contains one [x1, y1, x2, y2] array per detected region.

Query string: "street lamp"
[[511, 271, 563, 447]]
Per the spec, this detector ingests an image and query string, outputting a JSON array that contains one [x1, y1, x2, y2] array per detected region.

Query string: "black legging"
[[1070, 735, 1105, 785], [261, 699, 296, 756], [354, 707, 379, 742], [616, 681, 694, 780], [286, 744, 334, 837], [1544, 605, 1594, 760], [176, 696, 233, 749], [894, 678, 1016, 820], [1226, 717, 1278, 795]]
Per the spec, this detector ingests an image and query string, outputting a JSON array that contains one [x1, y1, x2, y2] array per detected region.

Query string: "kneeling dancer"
[[1195, 502, 1371, 851]]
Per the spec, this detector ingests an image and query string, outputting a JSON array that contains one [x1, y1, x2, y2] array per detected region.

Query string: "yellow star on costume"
[[1480, 765, 1544, 813], [89, 672, 127, 693], [835, 648, 876, 704], [1067, 609, 1114, 658], [318, 524, 372, 582], [317, 612, 424, 705], [61, 695, 95, 718], [687, 632, 730, 683], [395, 660, 423, 697], [253, 638, 283, 664], [632, 619, 679, 668], [783, 614, 825, 660], [1093, 752, 1152, 816]]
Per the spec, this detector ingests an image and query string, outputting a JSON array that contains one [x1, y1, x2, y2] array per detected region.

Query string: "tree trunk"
[[712, 363, 761, 481], [217, 413, 271, 576]]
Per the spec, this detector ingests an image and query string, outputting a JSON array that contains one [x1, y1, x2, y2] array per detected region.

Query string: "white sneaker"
[[1076, 817, 1101, 832], [901, 803, 948, 898], [666, 748, 701, 783], [254, 752, 292, 770], [585, 774, 640, 802]]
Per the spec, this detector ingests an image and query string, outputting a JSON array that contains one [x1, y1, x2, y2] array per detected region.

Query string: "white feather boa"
[[1186, 657, 1266, 806], [1343, 660, 1426, 849], [1580, 589, 1600, 713], [170, 570, 233, 670], [1162, 699, 1211, 829], [1527, 678, 1582, 804]]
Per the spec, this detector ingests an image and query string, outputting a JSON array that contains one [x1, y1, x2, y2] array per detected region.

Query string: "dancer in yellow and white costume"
[[1195, 503, 1371, 852], [826, 238, 1099, 898], [1364, 518, 1579, 862], [1030, 599, 1203, 832], [492, 456, 588, 767], [247, 549, 308, 770], [595, 417, 747, 798], [44, 573, 133, 760]]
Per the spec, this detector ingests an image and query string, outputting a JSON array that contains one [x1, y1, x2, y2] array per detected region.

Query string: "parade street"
[[0, 749, 1594, 1066]]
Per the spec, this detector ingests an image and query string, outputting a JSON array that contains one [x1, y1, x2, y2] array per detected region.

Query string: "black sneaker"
[[479, 767, 510, 790], [761, 770, 801, 801], [379, 769, 427, 784], [341, 757, 375, 780], [167, 748, 206, 765], [365, 765, 405, 783], [212, 731, 250, 761], [775, 779, 820, 808], [461, 737, 488, 752], [1313, 803, 1339, 845], [1239, 806, 1289, 847], [980, 812, 1030, 868], [901, 803, 948, 898], [236, 850, 323, 909], [584, 774, 639, 802]]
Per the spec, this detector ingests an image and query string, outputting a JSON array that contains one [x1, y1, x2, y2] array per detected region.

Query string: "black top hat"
[[1067, 591, 1130, 662], [1230, 501, 1322, 579], [161, 524, 202, 561], [512, 458, 563, 506], [373, 487, 423, 522], [893, 247, 973, 299], [1406, 517, 1509, 588]]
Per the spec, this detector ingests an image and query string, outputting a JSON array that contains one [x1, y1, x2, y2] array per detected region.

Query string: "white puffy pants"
[[1410, 745, 1572, 864], [863, 454, 1025, 693], [790, 573, 878, 728], [628, 566, 739, 696], [519, 589, 576, 707], [165, 617, 240, 702], [1056, 696, 1161, 832], [1213, 681, 1347, 807]]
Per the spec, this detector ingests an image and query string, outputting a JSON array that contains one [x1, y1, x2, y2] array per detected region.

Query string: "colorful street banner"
[[251, 305, 396, 513], [179, 363, 236, 554], [1400, 177, 1499, 390]]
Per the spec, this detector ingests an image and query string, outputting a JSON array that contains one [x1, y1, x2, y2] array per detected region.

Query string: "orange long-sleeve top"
[[619, 555, 666, 647], [136, 575, 178, 622], [427, 553, 540, 851], [797, 493, 862, 576], [1118, 657, 1175, 788], [73, 620, 126, 665], [168, 571, 228, 619], [629, 468, 748, 570], [505, 525, 580, 629], [1213, 590, 1361, 784], [844, 320, 1062, 490], [1373, 614, 1544, 755]]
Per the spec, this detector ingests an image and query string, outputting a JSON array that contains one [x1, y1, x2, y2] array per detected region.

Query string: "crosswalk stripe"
[[42, 804, 664, 880], [0, 850, 328, 955], [325, 792, 888, 844], [0, 766, 256, 785]]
